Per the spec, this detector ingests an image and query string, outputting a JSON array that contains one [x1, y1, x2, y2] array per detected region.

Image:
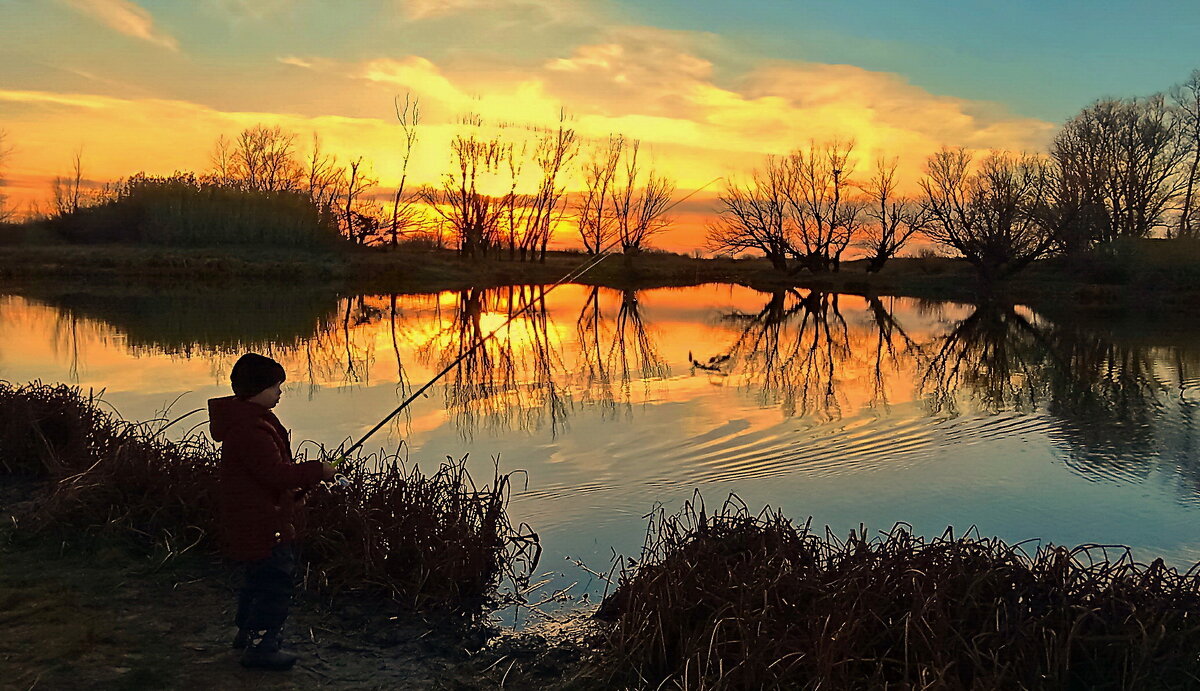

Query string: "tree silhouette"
[[859, 157, 926, 273], [0, 130, 11, 223], [1052, 96, 1187, 244], [707, 156, 796, 272], [920, 148, 1056, 281]]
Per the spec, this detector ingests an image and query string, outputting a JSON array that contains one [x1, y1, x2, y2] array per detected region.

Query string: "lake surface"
[[5, 283, 1200, 620]]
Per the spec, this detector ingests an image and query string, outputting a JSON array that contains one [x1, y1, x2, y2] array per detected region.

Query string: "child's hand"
[[320, 462, 336, 481]]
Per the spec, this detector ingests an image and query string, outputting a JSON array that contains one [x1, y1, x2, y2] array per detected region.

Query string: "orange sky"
[[0, 0, 1071, 252]]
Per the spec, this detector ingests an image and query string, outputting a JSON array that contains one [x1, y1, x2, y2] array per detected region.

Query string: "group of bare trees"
[[420, 118, 676, 261], [710, 69, 1200, 281], [709, 141, 922, 275], [1052, 92, 1192, 247], [210, 123, 386, 245], [29, 97, 678, 255], [575, 136, 677, 256]]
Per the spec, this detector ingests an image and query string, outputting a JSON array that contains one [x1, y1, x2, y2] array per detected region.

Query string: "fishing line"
[[330, 176, 723, 464]]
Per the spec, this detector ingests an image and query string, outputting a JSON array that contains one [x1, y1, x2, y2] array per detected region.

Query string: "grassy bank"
[[3, 240, 1200, 314], [0, 244, 758, 294], [0, 381, 586, 688], [592, 496, 1200, 690]]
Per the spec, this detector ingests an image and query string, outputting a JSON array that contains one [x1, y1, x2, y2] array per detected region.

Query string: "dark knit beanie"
[[230, 353, 286, 398]]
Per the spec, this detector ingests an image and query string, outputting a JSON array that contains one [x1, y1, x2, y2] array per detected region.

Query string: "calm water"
[[5, 283, 1200, 616]]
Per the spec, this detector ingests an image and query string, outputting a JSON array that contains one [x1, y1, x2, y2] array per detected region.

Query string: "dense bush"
[[47, 173, 344, 248]]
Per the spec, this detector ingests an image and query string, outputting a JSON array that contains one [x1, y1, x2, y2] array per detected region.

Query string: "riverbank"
[[0, 381, 583, 688], [2, 241, 1199, 314], [7, 378, 1200, 689], [0, 489, 585, 690], [9, 475, 1200, 690]]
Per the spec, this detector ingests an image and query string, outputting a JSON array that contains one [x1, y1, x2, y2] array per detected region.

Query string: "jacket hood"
[[208, 395, 268, 442]]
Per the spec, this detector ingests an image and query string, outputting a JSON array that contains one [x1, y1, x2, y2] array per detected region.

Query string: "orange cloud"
[[59, 0, 178, 51], [395, 0, 584, 23], [0, 24, 1056, 251]]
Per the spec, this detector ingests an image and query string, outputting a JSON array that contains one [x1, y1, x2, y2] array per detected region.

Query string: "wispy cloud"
[[277, 56, 314, 69], [359, 27, 1054, 188], [211, 0, 296, 21], [60, 0, 179, 51], [396, 0, 587, 25]]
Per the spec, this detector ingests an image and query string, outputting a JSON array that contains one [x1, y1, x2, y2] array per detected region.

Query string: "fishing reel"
[[326, 452, 352, 487]]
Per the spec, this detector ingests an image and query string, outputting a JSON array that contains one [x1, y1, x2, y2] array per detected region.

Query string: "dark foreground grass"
[[0, 380, 539, 616], [595, 494, 1200, 690]]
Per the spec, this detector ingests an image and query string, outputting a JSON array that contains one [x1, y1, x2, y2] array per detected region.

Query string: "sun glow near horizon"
[[1, 0, 1191, 251]]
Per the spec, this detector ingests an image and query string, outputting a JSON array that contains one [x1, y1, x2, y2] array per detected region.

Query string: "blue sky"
[[623, 0, 1200, 121]]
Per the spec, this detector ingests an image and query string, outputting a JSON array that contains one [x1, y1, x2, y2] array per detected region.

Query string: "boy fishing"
[[208, 353, 334, 670]]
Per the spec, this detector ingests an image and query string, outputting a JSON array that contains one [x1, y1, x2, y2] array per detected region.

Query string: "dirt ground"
[[0, 481, 592, 691]]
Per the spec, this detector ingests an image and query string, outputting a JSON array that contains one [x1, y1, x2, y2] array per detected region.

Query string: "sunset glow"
[[2, 1, 1196, 250]]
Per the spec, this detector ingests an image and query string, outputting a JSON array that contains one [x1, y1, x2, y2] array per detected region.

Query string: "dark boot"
[[239, 629, 298, 671], [232, 628, 250, 650]]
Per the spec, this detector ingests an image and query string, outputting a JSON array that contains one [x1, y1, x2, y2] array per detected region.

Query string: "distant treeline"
[[709, 70, 1200, 281], [6, 70, 1200, 275]]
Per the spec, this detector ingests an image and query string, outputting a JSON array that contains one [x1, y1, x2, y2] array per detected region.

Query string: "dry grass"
[[0, 380, 539, 615], [595, 494, 1200, 690]]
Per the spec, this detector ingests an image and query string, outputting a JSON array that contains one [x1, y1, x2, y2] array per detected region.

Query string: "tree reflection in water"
[[865, 296, 921, 410], [428, 285, 671, 437], [12, 285, 1200, 496], [715, 290, 857, 420], [576, 287, 670, 420], [920, 302, 1200, 492], [920, 304, 1050, 416]]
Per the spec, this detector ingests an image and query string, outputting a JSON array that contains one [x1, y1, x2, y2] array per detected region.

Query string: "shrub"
[[47, 173, 344, 248]]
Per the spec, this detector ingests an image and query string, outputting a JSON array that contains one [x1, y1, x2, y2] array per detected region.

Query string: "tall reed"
[[596, 494, 1200, 690], [48, 173, 343, 248]]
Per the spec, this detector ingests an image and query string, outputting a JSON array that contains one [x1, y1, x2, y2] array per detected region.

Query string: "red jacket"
[[208, 396, 325, 561]]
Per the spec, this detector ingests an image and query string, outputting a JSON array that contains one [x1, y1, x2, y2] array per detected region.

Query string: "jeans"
[[234, 542, 296, 647]]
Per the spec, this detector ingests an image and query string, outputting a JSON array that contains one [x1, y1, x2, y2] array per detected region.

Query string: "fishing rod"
[[329, 176, 723, 466]]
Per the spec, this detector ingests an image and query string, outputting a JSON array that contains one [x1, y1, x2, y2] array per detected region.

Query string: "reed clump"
[[595, 494, 1200, 690], [0, 381, 538, 614], [47, 173, 343, 248], [304, 452, 540, 612]]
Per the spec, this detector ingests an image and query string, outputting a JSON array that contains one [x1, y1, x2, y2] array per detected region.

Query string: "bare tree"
[[388, 93, 423, 247], [784, 140, 863, 272], [305, 133, 344, 210], [342, 157, 380, 245], [210, 134, 235, 186], [500, 138, 528, 259], [1171, 71, 1200, 237], [920, 148, 1057, 281], [503, 115, 578, 262], [0, 130, 11, 223], [858, 157, 925, 273], [610, 140, 676, 255], [707, 156, 795, 272], [530, 116, 578, 262], [1052, 96, 1187, 244], [421, 120, 510, 258], [232, 124, 302, 192], [51, 148, 86, 217], [575, 135, 623, 254]]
